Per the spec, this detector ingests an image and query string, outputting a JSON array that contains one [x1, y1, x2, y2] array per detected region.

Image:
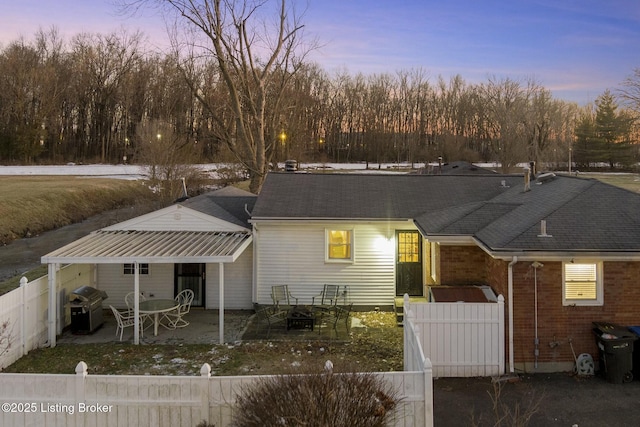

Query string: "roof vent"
[[536, 172, 556, 184], [500, 179, 510, 188], [537, 220, 552, 238]]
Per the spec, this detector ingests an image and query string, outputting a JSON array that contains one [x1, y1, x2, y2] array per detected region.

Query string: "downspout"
[[531, 261, 544, 371], [508, 256, 518, 373]]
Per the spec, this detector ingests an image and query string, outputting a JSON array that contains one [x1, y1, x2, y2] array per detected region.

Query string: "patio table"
[[139, 299, 179, 336]]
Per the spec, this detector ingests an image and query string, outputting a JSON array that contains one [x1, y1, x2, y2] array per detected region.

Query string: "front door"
[[174, 263, 205, 307], [396, 230, 423, 296]]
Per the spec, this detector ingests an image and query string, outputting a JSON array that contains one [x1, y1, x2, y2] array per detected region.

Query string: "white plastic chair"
[[124, 292, 146, 314], [124, 292, 151, 328], [161, 289, 195, 329], [109, 305, 144, 341]]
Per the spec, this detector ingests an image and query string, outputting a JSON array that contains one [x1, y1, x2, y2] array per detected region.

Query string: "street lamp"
[[279, 130, 287, 159]]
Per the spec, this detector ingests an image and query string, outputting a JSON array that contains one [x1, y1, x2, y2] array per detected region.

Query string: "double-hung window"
[[124, 263, 149, 275], [326, 229, 353, 262], [563, 262, 602, 306]]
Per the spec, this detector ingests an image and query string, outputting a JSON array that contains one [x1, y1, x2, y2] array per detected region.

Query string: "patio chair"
[[161, 289, 195, 329], [312, 284, 342, 307], [124, 291, 151, 328], [125, 292, 147, 313], [317, 303, 353, 337], [271, 285, 298, 309], [252, 303, 287, 338], [109, 305, 144, 341]]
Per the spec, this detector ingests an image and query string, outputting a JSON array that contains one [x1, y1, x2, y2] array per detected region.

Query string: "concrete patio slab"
[[58, 308, 254, 345]]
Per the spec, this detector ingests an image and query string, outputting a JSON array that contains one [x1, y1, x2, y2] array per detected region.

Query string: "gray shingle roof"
[[252, 173, 521, 220], [181, 186, 256, 228], [253, 172, 640, 253]]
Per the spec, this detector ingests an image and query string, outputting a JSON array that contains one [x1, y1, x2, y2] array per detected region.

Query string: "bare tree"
[[70, 30, 144, 162], [479, 77, 529, 172], [136, 119, 203, 201], [619, 68, 640, 113], [119, 0, 313, 192]]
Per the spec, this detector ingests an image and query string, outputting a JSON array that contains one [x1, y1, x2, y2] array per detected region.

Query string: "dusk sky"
[[1, 0, 639, 105]]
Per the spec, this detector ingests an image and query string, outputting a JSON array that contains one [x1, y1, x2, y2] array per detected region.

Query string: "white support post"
[[20, 277, 27, 356], [403, 293, 410, 369], [219, 263, 225, 344], [75, 361, 87, 405], [200, 363, 211, 424], [134, 262, 140, 345], [424, 358, 434, 427], [497, 295, 506, 375], [47, 263, 58, 348]]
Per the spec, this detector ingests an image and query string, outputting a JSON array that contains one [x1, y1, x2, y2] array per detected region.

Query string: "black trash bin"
[[628, 326, 640, 381], [593, 322, 637, 383]]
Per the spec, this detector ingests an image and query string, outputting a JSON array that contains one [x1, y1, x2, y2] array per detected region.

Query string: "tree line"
[[1, 12, 638, 191]]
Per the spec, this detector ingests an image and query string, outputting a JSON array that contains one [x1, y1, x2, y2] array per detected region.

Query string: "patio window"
[[326, 229, 353, 262], [563, 262, 602, 306], [123, 263, 149, 275]]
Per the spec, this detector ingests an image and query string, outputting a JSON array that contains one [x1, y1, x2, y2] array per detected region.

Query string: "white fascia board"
[[249, 218, 413, 225], [425, 235, 477, 245], [40, 255, 238, 264]]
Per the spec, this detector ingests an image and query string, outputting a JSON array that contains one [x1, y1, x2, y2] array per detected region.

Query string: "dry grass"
[[3, 312, 403, 376], [0, 176, 157, 245]]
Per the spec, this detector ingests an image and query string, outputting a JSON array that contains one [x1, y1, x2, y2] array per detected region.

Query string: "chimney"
[[529, 161, 536, 179], [523, 167, 531, 192]]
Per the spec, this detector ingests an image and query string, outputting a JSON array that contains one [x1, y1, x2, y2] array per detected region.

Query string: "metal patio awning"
[[41, 229, 252, 264], [42, 229, 253, 347]]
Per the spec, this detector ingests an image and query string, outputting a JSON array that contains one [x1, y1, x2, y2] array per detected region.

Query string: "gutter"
[[249, 217, 413, 224], [508, 256, 518, 374]]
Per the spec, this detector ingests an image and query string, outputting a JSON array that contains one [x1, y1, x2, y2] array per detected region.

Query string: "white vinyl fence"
[[0, 265, 92, 369], [0, 361, 433, 427], [403, 294, 505, 377]]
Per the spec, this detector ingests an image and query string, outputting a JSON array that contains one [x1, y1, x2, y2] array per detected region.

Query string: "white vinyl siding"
[[254, 221, 411, 306], [97, 263, 174, 309], [207, 243, 254, 309], [563, 262, 603, 306]]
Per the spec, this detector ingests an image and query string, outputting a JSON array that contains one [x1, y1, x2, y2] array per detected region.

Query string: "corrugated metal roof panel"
[[41, 230, 252, 264]]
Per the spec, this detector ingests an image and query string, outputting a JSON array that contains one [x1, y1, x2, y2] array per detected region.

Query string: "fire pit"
[[287, 306, 315, 331]]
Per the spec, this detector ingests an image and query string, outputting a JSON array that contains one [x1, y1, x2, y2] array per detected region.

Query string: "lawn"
[[3, 312, 403, 376], [0, 176, 157, 245]]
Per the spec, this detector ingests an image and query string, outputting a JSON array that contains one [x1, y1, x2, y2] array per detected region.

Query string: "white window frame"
[[562, 261, 603, 306], [123, 263, 150, 275], [325, 229, 354, 263]]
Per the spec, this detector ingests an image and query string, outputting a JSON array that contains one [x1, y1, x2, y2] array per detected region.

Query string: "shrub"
[[230, 362, 399, 427]]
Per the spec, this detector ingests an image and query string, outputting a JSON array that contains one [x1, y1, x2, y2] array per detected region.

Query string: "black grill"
[[69, 286, 108, 334]]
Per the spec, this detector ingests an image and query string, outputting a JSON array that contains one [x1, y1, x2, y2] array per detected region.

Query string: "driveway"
[[434, 373, 640, 427], [0, 203, 159, 283]]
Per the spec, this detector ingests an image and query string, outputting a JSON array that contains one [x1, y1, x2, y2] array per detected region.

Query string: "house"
[[250, 172, 640, 373], [42, 170, 640, 373], [41, 186, 257, 345]]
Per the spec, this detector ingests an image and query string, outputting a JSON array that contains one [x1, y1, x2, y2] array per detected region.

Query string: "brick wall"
[[434, 247, 640, 371], [439, 245, 488, 285], [510, 261, 640, 371]]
